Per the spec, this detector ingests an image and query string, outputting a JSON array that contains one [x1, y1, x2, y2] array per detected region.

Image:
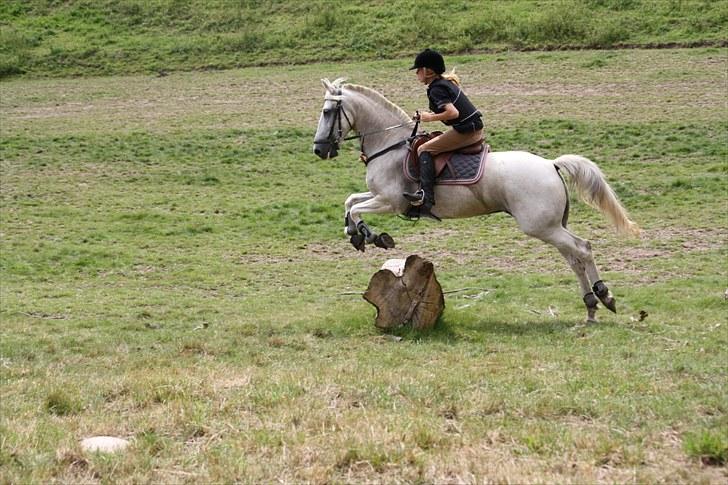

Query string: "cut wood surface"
[[363, 255, 444, 330]]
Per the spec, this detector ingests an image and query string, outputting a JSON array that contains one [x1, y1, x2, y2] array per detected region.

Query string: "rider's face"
[[416, 67, 433, 84]]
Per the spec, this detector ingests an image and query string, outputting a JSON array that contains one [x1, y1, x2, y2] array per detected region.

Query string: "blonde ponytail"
[[442, 68, 461, 87]]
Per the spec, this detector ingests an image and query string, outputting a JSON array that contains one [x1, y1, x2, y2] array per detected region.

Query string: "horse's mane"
[[337, 81, 410, 122]]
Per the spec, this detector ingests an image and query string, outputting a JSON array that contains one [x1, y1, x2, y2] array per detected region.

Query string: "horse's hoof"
[[374, 233, 395, 249], [593, 281, 617, 314], [350, 234, 365, 252], [602, 297, 617, 313], [586, 317, 598, 325]]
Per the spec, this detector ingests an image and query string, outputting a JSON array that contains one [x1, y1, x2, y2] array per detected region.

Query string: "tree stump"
[[363, 255, 444, 330]]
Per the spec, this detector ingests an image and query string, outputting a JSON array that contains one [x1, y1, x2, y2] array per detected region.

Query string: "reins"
[[358, 116, 420, 165], [342, 120, 414, 141]]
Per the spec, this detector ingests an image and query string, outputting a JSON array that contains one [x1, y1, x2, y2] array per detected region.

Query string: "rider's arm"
[[420, 103, 459, 122]]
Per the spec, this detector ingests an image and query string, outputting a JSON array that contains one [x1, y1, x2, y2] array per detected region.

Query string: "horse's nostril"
[[314, 147, 322, 156]]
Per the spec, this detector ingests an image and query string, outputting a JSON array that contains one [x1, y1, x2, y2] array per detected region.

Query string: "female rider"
[[404, 49, 484, 220]]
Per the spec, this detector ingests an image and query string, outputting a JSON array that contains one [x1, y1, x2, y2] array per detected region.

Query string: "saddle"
[[405, 132, 490, 185]]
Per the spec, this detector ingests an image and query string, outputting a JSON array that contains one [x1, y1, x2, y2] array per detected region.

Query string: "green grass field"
[[1, 44, 727, 483]]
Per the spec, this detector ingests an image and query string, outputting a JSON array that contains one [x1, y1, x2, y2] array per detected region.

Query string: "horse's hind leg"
[[582, 258, 616, 313], [562, 231, 617, 313], [554, 244, 599, 324], [534, 226, 605, 323]]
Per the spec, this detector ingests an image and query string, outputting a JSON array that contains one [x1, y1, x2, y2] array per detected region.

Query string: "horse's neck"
[[344, 91, 410, 191], [348, 89, 411, 155], [356, 101, 402, 130]]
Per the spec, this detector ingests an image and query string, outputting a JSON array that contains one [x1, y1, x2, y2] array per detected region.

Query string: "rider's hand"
[[418, 111, 435, 122]]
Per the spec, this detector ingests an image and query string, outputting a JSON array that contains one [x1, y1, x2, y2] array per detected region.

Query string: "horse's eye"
[[323, 109, 332, 115]]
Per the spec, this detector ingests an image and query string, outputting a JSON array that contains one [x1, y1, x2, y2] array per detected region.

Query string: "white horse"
[[313, 78, 639, 323]]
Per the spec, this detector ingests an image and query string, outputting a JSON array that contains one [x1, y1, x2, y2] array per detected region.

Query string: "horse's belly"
[[433, 184, 502, 218], [431, 152, 545, 218]]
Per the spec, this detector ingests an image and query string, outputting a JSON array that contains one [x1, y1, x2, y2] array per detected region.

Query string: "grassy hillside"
[[1, 0, 727, 78]]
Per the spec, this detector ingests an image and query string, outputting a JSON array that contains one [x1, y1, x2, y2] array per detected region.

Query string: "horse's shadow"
[[387, 316, 582, 343]]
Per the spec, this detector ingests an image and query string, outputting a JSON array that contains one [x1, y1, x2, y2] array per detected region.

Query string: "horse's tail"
[[553, 154, 640, 236]]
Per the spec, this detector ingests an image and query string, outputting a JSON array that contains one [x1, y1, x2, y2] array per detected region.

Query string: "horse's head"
[[313, 78, 353, 159]]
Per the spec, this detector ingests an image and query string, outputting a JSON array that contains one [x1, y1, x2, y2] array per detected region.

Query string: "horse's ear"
[[321, 78, 334, 94]]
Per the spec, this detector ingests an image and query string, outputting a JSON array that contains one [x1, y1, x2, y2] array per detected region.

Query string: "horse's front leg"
[[348, 195, 396, 251], [344, 191, 373, 236]]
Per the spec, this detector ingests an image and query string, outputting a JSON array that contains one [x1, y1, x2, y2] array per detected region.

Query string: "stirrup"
[[418, 203, 441, 222], [403, 189, 425, 206], [403, 204, 440, 222]]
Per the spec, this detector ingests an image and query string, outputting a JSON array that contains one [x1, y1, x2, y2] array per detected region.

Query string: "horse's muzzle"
[[313, 143, 338, 160]]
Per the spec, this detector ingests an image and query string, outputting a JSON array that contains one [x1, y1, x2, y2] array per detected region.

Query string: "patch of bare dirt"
[[213, 374, 252, 391], [302, 224, 725, 286], [648, 227, 726, 251], [605, 226, 726, 273], [231, 253, 297, 265], [303, 227, 565, 275]]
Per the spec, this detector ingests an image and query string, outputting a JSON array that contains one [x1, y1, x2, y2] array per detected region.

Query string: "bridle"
[[313, 94, 354, 156], [315, 89, 419, 165]]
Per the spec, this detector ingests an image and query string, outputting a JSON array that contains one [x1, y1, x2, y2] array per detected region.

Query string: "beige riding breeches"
[[417, 128, 484, 156]]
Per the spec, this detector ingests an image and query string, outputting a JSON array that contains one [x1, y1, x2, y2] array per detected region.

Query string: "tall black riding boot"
[[404, 152, 439, 220]]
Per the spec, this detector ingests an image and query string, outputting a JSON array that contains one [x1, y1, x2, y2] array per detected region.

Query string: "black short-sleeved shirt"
[[426, 78, 483, 132], [427, 81, 457, 113]]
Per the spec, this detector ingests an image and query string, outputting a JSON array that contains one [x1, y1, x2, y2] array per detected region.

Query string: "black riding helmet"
[[409, 48, 446, 74]]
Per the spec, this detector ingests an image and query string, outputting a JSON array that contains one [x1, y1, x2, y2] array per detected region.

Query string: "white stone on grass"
[[80, 436, 130, 453]]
